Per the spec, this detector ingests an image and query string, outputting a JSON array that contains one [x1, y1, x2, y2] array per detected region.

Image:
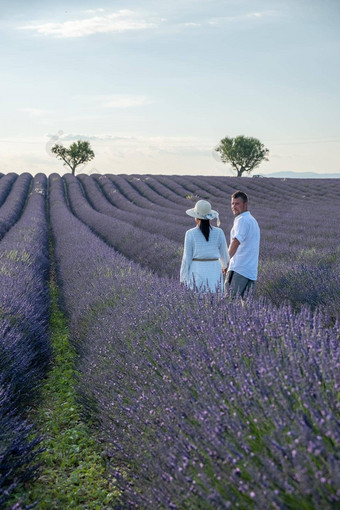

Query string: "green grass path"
[[9, 282, 120, 509]]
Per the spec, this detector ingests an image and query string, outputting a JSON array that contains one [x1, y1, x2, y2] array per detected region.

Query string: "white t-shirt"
[[229, 211, 260, 280]]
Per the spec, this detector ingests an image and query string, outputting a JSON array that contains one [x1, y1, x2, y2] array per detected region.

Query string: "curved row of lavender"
[[0, 174, 51, 507], [48, 173, 340, 508], [93, 173, 203, 232], [62, 174, 182, 278], [78, 174, 189, 242], [0, 173, 32, 240], [0, 173, 18, 207], [106, 173, 192, 213]]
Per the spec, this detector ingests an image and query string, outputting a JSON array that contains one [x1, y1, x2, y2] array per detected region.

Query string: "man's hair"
[[232, 190, 248, 203]]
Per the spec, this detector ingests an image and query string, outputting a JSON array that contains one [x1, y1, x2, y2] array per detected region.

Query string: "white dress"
[[180, 226, 229, 293]]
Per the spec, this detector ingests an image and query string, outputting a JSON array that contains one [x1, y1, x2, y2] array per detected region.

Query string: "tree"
[[51, 140, 95, 175], [215, 135, 269, 177]]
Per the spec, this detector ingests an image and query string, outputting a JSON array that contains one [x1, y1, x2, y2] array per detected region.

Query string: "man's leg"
[[227, 271, 254, 298]]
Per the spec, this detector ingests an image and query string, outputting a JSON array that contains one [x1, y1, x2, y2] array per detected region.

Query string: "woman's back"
[[180, 226, 229, 293]]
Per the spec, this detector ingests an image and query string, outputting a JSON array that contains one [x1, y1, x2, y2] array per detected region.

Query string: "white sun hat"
[[186, 200, 220, 224]]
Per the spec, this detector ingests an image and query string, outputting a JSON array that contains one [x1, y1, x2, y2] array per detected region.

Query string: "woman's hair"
[[199, 219, 212, 241]]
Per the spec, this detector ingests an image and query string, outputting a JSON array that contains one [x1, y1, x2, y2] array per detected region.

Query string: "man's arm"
[[228, 237, 240, 258], [222, 237, 240, 275]]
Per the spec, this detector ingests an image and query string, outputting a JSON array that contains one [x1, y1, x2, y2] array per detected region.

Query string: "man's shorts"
[[225, 270, 255, 298]]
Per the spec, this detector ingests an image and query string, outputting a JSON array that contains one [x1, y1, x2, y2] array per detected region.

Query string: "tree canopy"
[[51, 140, 95, 175], [215, 135, 269, 177]]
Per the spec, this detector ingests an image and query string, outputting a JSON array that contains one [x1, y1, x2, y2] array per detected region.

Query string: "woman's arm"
[[219, 229, 230, 269], [180, 230, 193, 284]]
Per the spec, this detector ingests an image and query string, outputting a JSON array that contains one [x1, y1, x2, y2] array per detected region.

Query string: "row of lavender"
[[0, 174, 51, 507], [49, 173, 340, 508], [65, 173, 340, 317]]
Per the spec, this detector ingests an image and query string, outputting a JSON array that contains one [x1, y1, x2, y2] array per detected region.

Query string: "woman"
[[180, 200, 229, 293]]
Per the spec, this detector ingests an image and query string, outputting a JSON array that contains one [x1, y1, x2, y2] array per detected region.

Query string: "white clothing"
[[180, 226, 229, 293], [229, 211, 260, 280]]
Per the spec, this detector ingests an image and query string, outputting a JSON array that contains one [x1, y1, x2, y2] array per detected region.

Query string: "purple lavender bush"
[[0, 172, 32, 240], [100, 174, 193, 225], [0, 173, 18, 206], [78, 174, 189, 242], [76, 283, 340, 509], [107, 173, 189, 211], [48, 174, 340, 509], [255, 198, 340, 318], [0, 173, 51, 507], [62, 174, 182, 278]]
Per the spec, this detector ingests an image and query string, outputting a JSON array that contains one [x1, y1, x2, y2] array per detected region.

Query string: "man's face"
[[231, 197, 248, 216]]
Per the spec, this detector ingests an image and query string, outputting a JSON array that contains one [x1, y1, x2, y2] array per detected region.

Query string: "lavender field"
[[1, 172, 340, 509]]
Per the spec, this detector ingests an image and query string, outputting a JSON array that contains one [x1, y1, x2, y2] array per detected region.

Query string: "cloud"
[[83, 9, 105, 15], [73, 93, 153, 109], [102, 94, 153, 109], [18, 9, 159, 38], [20, 107, 54, 117], [44, 132, 212, 151], [183, 22, 201, 27], [17, 6, 279, 39], [61, 133, 213, 155], [194, 10, 280, 28], [45, 133, 138, 143]]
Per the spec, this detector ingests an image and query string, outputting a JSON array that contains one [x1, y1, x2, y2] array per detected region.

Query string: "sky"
[[1, 0, 339, 177]]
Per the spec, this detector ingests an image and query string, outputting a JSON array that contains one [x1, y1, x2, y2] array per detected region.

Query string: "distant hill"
[[262, 171, 340, 179]]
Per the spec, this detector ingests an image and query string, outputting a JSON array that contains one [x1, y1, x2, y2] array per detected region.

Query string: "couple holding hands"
[[180, 191, 260, 298]]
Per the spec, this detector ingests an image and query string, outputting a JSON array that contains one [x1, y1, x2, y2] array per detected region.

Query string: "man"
[[223, 191, 260, 297]]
